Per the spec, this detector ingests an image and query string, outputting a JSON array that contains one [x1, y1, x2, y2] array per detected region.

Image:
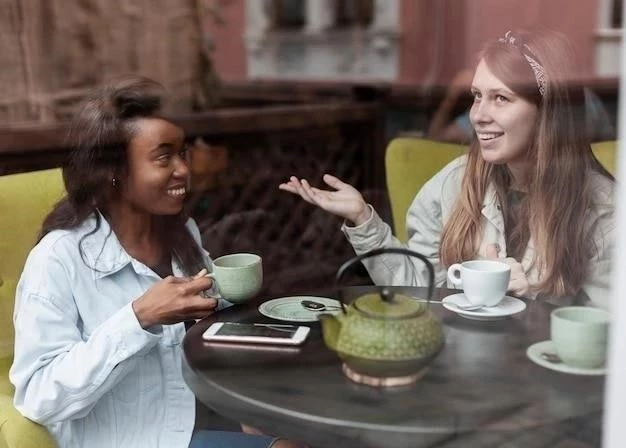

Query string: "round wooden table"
[[182, 287, 604, 448]]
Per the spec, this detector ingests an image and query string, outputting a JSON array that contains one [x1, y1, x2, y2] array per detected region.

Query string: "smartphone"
[[202, 322, 310, 346]]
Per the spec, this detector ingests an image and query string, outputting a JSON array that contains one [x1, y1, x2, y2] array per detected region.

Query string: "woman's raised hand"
[[132, 269, 218, 329], [279, 174, 371, 225]]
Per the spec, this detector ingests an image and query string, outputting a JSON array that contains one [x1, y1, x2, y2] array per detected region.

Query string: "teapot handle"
[[335, 247, 435, 311]]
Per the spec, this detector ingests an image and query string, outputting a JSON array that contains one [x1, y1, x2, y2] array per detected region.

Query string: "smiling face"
[[469, 58, 539, 168], [119, 117, 189, 215]]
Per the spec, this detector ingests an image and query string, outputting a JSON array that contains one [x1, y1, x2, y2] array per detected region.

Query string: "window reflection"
[[268, 0, 305, 29], [611, 0, 622, 28], [335, 0, 374, 27]]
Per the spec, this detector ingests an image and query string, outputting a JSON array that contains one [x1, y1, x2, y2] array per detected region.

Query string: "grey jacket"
[[342, 156, 615, 309]]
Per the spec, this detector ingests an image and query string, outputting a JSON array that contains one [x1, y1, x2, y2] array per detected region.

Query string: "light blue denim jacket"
[[10, 213, 228, 448]]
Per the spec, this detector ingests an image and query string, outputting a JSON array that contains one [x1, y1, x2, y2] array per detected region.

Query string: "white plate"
[[258, 296, 343, 322], [526, 340, 606, 376], [441, 293, 526, 321]]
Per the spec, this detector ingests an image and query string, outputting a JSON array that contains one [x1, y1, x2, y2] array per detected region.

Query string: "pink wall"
[[399, 0, 600, 85], [398, 1, 435, 85], [398, 0, 468, 85], [209, 0, 600, 85], [204, 0, 247, 81], [464, 0, 598, 76]]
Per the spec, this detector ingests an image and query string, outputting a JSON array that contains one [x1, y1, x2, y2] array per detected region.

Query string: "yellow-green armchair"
[[0, 168, 65, 448], [385, 138, 617, 243]]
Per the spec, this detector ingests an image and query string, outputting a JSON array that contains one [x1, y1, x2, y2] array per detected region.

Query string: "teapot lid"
[[354, 292, 427, 319]]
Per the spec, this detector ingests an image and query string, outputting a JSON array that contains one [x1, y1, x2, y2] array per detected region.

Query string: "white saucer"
[[526, 340, 606, 376], [441, 293, 526, 321], [258, 296, 342, 322]]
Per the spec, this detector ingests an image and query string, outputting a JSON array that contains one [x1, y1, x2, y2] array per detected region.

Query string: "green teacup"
[[209, 253, 263, 304], [551, 306, 610, 369]]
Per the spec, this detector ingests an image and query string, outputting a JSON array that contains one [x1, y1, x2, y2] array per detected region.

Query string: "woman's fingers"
[[280, 175, 349, 196], [278, 182, 298, 194], [302, 180, 336, 206], [299, 178, 316, 195], [508, 265, 530, 296], [279, 175, 363, 221], [281, 177, 331, 208], [485, 244, 500, 259], [281, 177, 315, 204], [278, 177, 304, 194], [189, 296, 219, 314], [508, 279, 529, 296], [322, 173, 348, 189], [182, 276, 214, 296], [488, 255, 530, 296], [296, 179, 318, 204]]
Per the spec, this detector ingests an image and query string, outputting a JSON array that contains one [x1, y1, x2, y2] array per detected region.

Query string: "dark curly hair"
[[40, 75, 207, 276]]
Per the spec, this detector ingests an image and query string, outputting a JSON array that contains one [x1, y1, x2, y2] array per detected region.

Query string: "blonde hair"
[[439, 28, 613, 298]]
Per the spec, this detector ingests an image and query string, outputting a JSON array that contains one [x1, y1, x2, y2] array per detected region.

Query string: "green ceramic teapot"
[[319, 248, 444, 386]]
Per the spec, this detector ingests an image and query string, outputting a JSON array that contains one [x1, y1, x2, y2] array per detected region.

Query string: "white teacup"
[[209, 253, 263, 304], [551, 306, 610, 369], [447, 260, 511, 307]]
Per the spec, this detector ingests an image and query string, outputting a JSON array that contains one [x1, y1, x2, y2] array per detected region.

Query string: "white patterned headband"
[[498, 30, 547, 97]]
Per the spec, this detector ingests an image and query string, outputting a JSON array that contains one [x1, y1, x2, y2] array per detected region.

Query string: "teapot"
[[319, 248, 444, 387]]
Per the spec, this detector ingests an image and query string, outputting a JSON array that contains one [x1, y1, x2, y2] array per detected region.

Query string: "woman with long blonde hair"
[[280, 28, 615, 308]]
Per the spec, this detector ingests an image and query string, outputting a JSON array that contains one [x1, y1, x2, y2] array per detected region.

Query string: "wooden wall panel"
[[0, 0, 205, 127]]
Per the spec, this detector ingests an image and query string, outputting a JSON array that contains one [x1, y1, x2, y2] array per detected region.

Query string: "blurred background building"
[[208, 0, 622, 83], [0, 0, 622, 128], [0, 0, 217, 126]]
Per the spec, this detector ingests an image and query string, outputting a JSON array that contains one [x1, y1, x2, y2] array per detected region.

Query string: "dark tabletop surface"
[[182, 287, 604, 448]]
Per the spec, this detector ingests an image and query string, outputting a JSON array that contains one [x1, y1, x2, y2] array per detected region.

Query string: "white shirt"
[[343, 156, 615, 309], [10, 213, 228, 448]]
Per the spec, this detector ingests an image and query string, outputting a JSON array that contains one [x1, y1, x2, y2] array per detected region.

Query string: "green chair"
[[0, 168, 64, 448], [591, 140, 618, 176], [385, 138, 466, 242], [385, 138, 618, 243]]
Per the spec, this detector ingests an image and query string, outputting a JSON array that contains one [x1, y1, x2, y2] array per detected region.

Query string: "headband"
[[498, 30, 547, 97]]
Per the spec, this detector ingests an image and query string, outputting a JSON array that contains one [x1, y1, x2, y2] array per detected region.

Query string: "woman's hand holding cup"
[[447, 259, 510, 307], [132, 272, 218, 329], [279, 174, 371, 226], [486, 244, 530, 297], [207, 253, 263, 304]]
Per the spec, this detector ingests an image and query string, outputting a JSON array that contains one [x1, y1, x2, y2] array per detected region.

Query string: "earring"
[[111, 177, 118, 188]]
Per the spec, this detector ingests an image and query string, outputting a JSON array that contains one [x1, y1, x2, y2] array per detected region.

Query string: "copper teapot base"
[[342, 363, 427, 387]]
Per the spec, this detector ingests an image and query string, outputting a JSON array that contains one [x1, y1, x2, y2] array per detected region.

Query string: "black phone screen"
[[215, 323, 299, 339]]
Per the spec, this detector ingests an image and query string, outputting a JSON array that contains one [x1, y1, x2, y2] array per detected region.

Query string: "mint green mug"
[[551, 306, 610, 369], [209, 253, 263, 304]]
